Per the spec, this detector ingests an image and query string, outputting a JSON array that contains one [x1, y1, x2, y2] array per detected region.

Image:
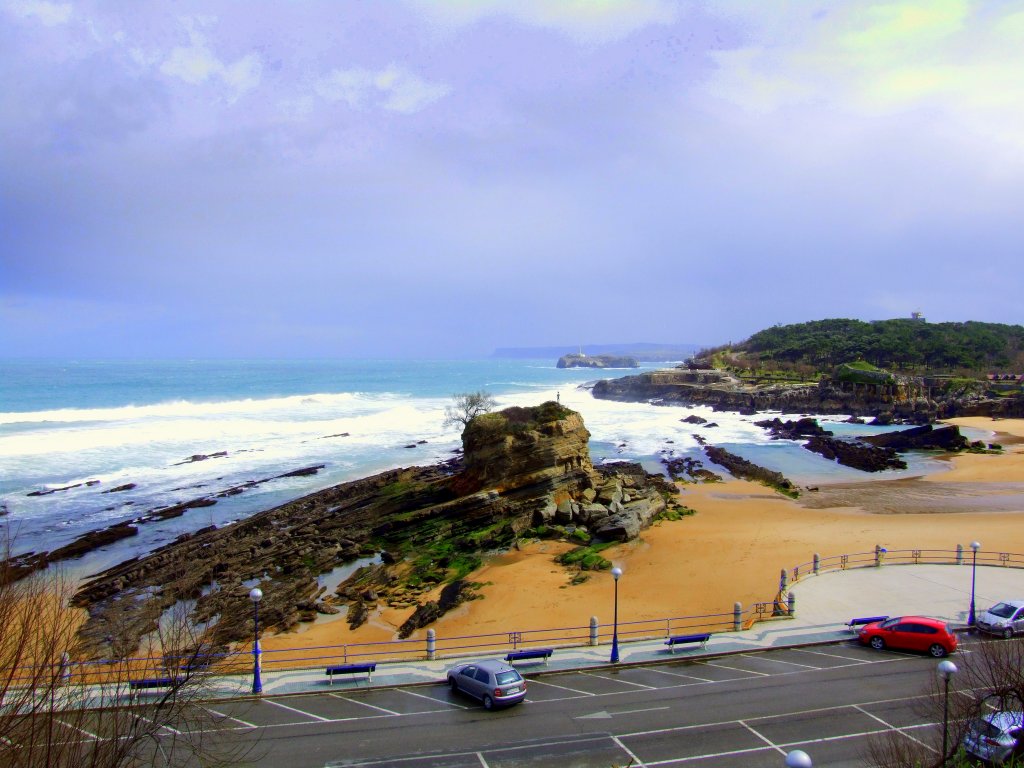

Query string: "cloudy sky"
[[2, 0, 1022, 358]]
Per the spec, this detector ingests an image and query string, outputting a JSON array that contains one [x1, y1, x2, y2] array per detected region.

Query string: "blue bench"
[[505, 648, 553, 665], [847, 615, 888, 631], [128, 677, 181, 691], [665, 633, 711, 653], [326, 663, 376, 684]]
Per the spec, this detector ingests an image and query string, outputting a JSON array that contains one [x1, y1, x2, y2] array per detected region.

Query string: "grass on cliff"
[[465, 401, 576, 440]]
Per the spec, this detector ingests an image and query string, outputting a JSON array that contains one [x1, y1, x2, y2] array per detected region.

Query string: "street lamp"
[[938, 659, 958, 763], [785, 750, 812, 768], [968, 541, 981, 626], [610, 567, 623, 664], [250, 587, 263, 695]]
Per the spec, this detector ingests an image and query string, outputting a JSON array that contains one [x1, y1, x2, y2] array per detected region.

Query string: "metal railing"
[[9, 546, 1023, 689]]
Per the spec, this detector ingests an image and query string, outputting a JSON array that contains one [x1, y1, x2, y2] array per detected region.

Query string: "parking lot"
[[192, 639, 969, 767]]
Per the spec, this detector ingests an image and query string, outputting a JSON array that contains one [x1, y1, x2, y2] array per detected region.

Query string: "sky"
[[1, 0, 1022, 359]]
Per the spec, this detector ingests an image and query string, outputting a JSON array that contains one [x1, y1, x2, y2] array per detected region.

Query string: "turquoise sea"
[[0, 358, 968, 576]]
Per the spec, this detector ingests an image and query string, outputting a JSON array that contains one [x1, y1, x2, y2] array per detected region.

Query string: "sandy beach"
[[259, 417, 1024, 654]]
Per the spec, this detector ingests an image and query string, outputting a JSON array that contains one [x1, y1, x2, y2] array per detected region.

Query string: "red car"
[[858, 616, 957, 657]]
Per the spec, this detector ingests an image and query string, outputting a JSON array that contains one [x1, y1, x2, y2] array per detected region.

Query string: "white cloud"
[[4, 0, 72, 26], [159, 18, 262, 99], [702, 1, 1024, 157], [315, 64, 451, 114], [407, 0, 677, 44]]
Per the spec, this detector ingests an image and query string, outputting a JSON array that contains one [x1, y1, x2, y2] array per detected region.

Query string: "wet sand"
[[259, 417, 1024, 654]]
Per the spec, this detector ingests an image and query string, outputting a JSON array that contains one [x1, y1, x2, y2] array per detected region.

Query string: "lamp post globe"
[[250, 587, 264, 694], [610, 567, 623, 664], [785, 749, 812, 768], [938, 659, 958, 762], [968, 541, 981, 626]]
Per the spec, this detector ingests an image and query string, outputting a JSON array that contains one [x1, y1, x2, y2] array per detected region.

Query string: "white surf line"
[[264, 698, 330, 722], [853, 704, 939, 753], [739, 719, 786, 755], [580, 670, 656, 689], [643, 667, 714, 683], [612, 734, 648, 767], [740, 653, 819, 669], [328, 693, 401, 715], [699, 661, 770, 676], [203, 706, 257, 728], [397, 688, 468, 709], [524, 677, 596, 695]]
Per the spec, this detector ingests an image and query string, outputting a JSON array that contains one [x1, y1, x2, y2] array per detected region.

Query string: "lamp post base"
[[610, 636, 619, 664]]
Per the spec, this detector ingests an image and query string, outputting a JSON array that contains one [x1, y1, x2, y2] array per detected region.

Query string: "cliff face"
[[592, 368, 1024, 421], [71, 402, 671, 656]]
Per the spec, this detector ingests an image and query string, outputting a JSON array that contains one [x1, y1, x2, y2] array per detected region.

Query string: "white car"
[[965, 711, 1024, 764], [976, 600, 1024, 639]]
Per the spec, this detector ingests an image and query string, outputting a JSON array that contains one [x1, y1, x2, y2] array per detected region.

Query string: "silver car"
[[965, 711, 1024, 764], [446, 659, 526, 710], [976, 600, 1024, 639]]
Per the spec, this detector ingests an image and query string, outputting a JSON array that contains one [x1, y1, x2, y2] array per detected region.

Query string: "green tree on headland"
[[443, 390, 497, 430], [699, 319, 1024, 375]]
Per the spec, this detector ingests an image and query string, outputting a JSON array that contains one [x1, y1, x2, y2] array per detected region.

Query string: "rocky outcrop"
[[702, 446, 797, 496], [803, 435, 907, 472], [861, 424, 969, 452], [557, 353, 638, 369], [69, 403, 674, 657], [756, 417, 831, 440], [592, 367, 1024, 422]]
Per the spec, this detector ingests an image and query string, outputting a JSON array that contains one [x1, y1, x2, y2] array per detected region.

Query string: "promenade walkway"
[[206, 563, 1024, 699]]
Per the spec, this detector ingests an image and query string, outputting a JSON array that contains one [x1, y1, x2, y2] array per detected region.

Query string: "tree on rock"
[[443, 391, 497, 430]]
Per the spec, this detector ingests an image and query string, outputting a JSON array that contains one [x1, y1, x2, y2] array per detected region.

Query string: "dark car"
[[446, 659, 526, 710], [857, 615, 957, 657]]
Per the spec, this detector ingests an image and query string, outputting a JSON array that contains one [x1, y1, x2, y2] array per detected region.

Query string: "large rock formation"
[[557, 353, 638, 369], [70, 403, 673, 657]]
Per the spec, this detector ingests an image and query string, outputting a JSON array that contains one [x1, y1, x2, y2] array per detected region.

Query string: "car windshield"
[[879, 617, 901, 628], [989, 603, 1018, 619], [973, 719, 1001, 739], [495, 671, 522, 685]]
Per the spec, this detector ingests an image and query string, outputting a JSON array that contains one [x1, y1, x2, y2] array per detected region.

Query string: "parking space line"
[[741, 654, 819, 669], [612, 734, 647, 767], [700, 661, 770, 676], [135, 712, 181, 735], [581, 671, 656, 689], [792, 648, 872, 663], [329, 693, 400, 715], [55, 717, 100, 740], [853, 704, 939, 753], [525, 678, 595, 695], [398, 688, 468, 709], [644, 744, 775, 765], [475, 752, 489, 767], [204, 706, 256, 728], [739, 720, 786, 755], [264, 698, 330, 722], [645, 667, 714, 683]]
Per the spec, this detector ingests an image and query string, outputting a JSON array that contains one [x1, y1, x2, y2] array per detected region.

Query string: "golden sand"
[[259, 417, 1024, 654]]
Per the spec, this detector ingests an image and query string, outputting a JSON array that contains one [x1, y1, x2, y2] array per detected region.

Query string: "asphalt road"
[[197, 638, 978, 768]]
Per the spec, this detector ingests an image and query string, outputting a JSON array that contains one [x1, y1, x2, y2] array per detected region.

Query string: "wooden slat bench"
[[504, 648, 553, 665], [128, 677, 181, 691], [664, 633, 711, 653], [326, 663, 376, 684], [847, 616, 888, 631]]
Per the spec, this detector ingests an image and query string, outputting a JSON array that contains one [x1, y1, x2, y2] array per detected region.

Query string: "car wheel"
[[482, 694, 494, 710], [869, 636, 886, 650], [929, 643, 948, 658], [1004, 628, 1014, 640], [448, 677, 458, 692]]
